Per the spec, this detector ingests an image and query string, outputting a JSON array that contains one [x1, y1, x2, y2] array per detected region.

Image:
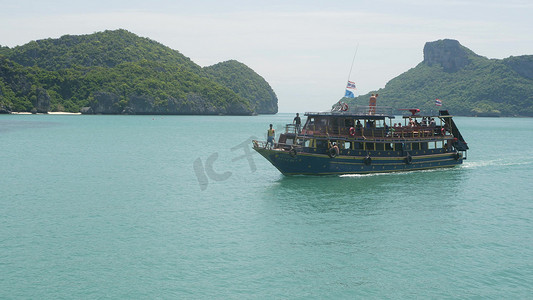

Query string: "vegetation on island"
[[204, 60, 279, 114], [0, 29, 278, 115], [342, 39, 533, 117]]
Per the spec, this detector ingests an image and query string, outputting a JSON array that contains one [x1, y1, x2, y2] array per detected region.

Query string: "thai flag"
[[346, 81, 356, 89], [435, 98, 442, 106], [344, 89, 355, 98]]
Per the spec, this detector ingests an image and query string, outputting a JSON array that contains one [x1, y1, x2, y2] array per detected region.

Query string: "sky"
[[1, 0, 532, 112]]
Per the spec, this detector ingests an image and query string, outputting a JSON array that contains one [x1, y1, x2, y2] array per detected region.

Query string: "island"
[[0, 29, 278, 115], [342, 39, 533, 117]]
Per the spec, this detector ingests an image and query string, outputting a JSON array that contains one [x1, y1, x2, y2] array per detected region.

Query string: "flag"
[[435, 98, 442, 106], [346, 80, 356, 89], [344, 89, 355, 98]]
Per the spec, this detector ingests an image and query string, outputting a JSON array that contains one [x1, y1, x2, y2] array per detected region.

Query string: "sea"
[[1, 113, 532, 299]]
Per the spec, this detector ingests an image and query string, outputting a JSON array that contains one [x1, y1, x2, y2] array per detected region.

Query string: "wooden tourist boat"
[[253, 106, 468, 175]]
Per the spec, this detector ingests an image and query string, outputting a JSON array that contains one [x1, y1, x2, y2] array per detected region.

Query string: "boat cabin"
[[276, 108, 468, 158]]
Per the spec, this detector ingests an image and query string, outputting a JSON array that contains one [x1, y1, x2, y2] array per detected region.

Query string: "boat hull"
[[254, 148, 463, 175]]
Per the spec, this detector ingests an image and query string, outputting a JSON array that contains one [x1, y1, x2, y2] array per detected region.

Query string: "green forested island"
[[0, 29, 278, 115], [343, 39, 533, 117]]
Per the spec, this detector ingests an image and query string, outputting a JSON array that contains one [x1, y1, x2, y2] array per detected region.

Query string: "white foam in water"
[[340, 170, 421, 178], [463, 158, 533, 169]]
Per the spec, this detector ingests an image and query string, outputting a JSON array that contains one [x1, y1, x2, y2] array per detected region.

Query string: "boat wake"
[[339, 167, 449, 178], [462, 158, 533, 169], [339, 173, 392, 178]]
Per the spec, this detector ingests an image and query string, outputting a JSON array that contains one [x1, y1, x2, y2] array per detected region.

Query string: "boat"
[[252, 104, 468, 175]]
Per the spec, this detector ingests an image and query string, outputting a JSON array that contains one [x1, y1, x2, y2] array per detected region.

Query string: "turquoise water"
[[1, 113, 532, 298]]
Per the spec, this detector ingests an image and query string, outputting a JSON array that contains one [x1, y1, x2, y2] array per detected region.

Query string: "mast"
[[346, 43, 359, 84], [342, 44, 359, 100]]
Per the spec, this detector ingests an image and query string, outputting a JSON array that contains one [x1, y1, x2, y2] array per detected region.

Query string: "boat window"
[[375, 143, 385, 151], [365, 143, 375, 151], [316, 139, 328, 149], [329, 118, 340, 135], [344, 118, 354, 127], [302, 117, 312, 130], [353, 142, 363, 150], [344, 142, 351, 150], [365, 120, 375, 128], [314, 117, 328, 133]]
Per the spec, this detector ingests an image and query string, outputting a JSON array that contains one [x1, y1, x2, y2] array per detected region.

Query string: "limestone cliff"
[[81, 91, 251, 115], [32, 87, 51, 113], [423, 39, 479, 72]]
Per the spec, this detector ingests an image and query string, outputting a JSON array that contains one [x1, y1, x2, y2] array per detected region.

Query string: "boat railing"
[[300, 125, 450, 139], [252, 140, 266, 149], [252, 139, 304, 151], [284, 124, 299, 134], [306, 105, 394, 117], [254, 125, 452, 150], [353, 105, 393, 116], [296, 133, 453, 146]]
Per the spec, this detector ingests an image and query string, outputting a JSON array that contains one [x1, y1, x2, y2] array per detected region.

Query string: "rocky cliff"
[[32, 87, 51, 113], [423, 39, 479, 72], [80, 91, 251, 115]]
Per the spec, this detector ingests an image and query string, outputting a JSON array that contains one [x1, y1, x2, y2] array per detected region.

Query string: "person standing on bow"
[[293, 113, 301, 133], [266, 124, 275, 149]]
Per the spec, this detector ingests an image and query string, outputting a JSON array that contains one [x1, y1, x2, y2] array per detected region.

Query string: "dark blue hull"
[[254, 148, 463, 175]]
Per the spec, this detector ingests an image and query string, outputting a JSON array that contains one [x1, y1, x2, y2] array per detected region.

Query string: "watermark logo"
[[193, 135, 258, 191], [231, 136, 257, 173]]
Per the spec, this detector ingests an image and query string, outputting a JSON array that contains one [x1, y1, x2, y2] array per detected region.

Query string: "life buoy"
[[342, 103, 349, 111], [405, 153, 412, 165], [289, 148, 297, 157], [328, 147, 338, 158], [349, 127, 356, 137], [363, 155, 372, 165]]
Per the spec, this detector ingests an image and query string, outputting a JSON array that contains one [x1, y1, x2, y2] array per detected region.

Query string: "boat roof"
[[305, 105, 395, 119], [305, 108, 454, 120], [402, 114, 453, 118], [304, 111, 394, 120]]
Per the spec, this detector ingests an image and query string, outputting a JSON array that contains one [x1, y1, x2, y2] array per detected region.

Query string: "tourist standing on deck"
[[369, 93, 377, 114], [293, 113, 301, 133], [267, 124, 275, 149]]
